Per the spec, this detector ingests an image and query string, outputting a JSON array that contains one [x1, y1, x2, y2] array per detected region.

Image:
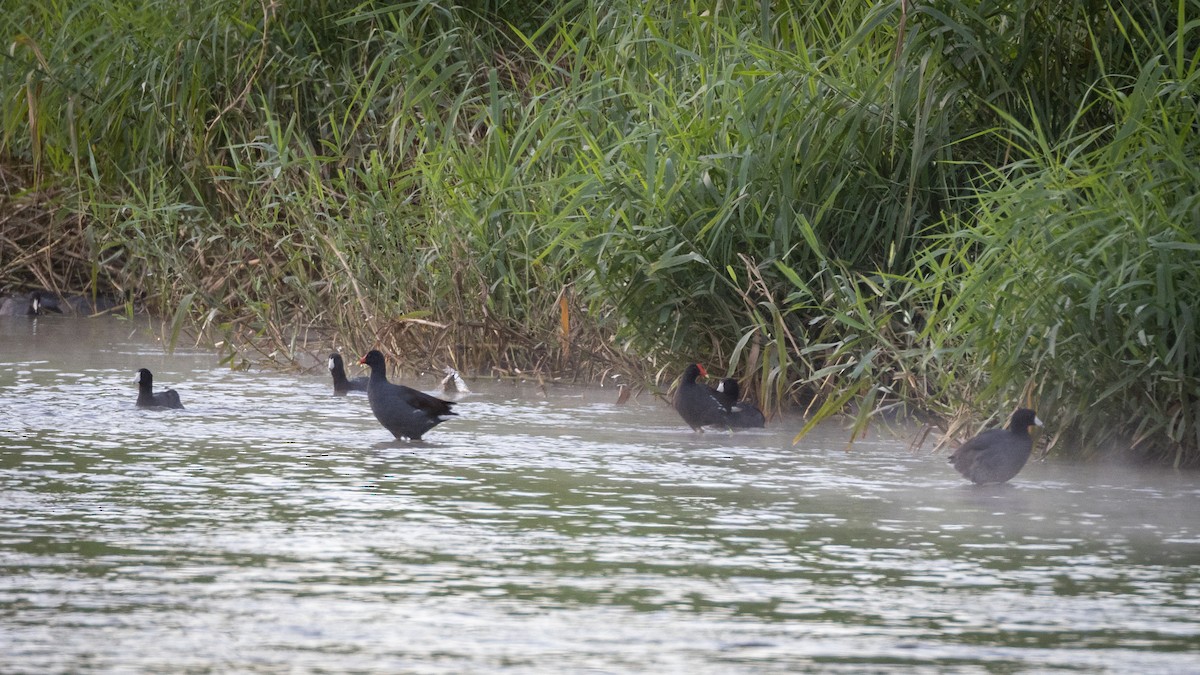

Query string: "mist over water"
[[3, 317, 1199, 673]]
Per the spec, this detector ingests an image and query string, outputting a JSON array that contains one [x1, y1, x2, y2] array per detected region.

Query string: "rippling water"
[[2, 316, 1199, 673]]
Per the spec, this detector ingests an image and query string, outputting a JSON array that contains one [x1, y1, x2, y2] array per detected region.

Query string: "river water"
[[2, 316, 1199, 673]]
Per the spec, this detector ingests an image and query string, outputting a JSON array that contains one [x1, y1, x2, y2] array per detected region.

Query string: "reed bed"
[[1, 0, 1197, 464]]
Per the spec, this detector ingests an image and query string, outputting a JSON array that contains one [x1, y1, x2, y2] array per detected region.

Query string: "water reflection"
[[2, 316, 1199, 672]]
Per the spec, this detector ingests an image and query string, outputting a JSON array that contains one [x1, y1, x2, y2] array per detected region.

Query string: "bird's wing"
[[390, 383, 456, 417]]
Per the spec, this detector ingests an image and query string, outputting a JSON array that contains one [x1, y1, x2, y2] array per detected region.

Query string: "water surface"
[[2, 316, 1199, 673]]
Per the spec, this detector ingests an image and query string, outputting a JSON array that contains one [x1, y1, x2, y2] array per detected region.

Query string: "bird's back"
[[138, 387, 184, 410], [159, 389, 184, 409], [949, 428, 1032, 484], [729, 404, 766, 428]]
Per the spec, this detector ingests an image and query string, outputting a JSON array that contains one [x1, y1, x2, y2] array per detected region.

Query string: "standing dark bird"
[[0, 291, 63, 316], [358, 350, 457, 440], [673, 363, 731, 431], [134, 368, 184, 409], [715, 378, 766, 428], [949, 408, 1043, 485], [328, 353, 368, 394]]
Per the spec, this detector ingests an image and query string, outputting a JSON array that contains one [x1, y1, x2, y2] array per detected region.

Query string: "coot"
[[65, 293, 124, 316], [673, 363, 731, 431], [715, 378, 766, 428], [949, 408, 1042, 485], [134, 368, 185, 409], [328, 353, 368, 394], [358, 350, 457, 440], [0, 291, 63, 316]]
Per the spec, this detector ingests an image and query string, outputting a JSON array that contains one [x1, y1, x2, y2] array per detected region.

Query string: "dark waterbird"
[[715, 378, 766, 428], [65, 293, 125, 316], [134, 368, 185, 409], [673, 363, 731, 431], [358, 350, 457, 440], [949, 408, 1043, 485], [328, 353, 368, 394], [0, 291, 63, 316]]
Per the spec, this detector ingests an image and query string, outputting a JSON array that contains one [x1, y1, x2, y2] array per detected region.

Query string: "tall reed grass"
[[1, 0, 1197, 464]]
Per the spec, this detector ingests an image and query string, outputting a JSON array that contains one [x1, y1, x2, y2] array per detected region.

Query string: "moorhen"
[[134, 368, 185, 409], [328, 352, 368, 394], [673, 363, 731, 431], [358, 350, 457, 440], [949, 408, 1043, 485]]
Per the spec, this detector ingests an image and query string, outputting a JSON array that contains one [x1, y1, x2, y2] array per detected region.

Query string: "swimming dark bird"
[[134, 368, 184, 409], [949, 408, 1043, 485], [328, 353, 368, 394], [0, 291, 63, 316], [65, 293, 124, 316], [673, 363, 731, 431], [358, 350, 457, 440], [715, 378, 766, 428]]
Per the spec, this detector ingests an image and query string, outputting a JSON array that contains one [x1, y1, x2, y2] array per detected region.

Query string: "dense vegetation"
[[2, 0, 1197, 466]]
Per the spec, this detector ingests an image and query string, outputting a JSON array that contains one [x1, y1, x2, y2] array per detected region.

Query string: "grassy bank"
[[2, 0, 1198, 465]]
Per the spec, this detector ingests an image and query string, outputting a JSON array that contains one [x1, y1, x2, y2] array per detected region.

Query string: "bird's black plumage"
[[673, 363, 731, 431], [715, 378, 766, 428], [949, 408, 1042, 485], [328, 353, 368, 394], [134, 368, 184, 409], [65, 293, 124, 316], [0, 291, 63, 316], [358, 350, 456, 440]]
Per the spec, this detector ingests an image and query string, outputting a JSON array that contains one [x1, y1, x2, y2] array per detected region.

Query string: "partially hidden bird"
[[0, 291, 63, 316], [328, 352, 368, 394], [714, 378, 766, 428]]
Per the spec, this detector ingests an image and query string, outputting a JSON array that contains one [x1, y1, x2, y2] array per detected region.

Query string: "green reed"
[[1, 0, 1197, 463]]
